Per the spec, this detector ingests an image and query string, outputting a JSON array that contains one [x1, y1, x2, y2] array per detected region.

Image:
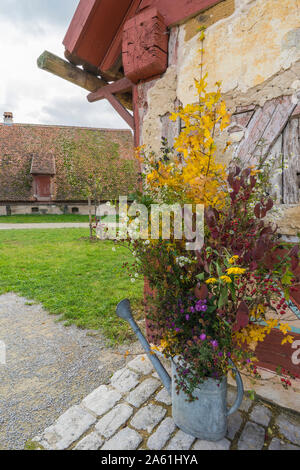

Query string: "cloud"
[[41, 96, 131, 130], [0, 0, 129, 130], [0, 0, 80, 29]]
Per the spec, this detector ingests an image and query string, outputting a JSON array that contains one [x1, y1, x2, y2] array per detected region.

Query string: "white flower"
[[106, 201, 111, 206], [131, 278, 136, 283], [144, 240, 150, 245], [135, 273, 139, 278], [112, 247, 116, 252]]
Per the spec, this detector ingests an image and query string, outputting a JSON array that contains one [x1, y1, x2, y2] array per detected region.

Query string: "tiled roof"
[[30, 153, 56, 175]]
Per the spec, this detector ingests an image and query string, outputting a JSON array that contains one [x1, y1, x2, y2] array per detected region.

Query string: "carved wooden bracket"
[[122, 7, 168, 84], [87, 78, 135, 130]]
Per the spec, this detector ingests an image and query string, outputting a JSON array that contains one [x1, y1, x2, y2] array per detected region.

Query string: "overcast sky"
[[0, 0, 130, 129]]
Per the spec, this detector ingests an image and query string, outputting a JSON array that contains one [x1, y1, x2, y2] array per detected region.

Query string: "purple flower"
[[195, 300, 208, 312], [175, 328, 181, 332], [199, 333, 206, 341], [180, 308, 185, 314], [218, 352, 223, 357], [211, 340, 218, 349], [227, 352, 231, 358], [190, 306, 195, 313], [185, 314, 190, 321]]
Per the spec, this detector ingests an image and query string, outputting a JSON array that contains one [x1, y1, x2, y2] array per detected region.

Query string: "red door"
[[34, 175, 52, 200]]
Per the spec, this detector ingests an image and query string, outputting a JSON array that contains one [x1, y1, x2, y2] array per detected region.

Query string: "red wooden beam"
[[63, 0, 224, 75], [63, 0, 133, 69], [138, 0, 223, 26], [105, 94, 135, 130], [100, 0, 142, 73], [87, 78, 133, 102], [87, 78, 135, 129]]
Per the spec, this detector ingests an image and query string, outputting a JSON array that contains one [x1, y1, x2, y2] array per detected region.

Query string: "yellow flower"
[[279, 323, 292, 335], [229, 255, 239, 265], [160, 339, 169, 350], [281, 335, 294, 345], [205, 277, 218, 284], [220, 275, 232, 284], [226, 267, 246, 275]]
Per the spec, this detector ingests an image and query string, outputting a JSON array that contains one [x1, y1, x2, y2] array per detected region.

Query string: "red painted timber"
[[122, 7, 168, 83], [138, 0, 223, 26], [100, 0, 142, 73], [255, 329, 300, 377], [63, 0, 223, 73], [105, 94, 135, 130], [63, 0, 133, 68], [33, 175, 52, 201], [87, 78, 133, 102]]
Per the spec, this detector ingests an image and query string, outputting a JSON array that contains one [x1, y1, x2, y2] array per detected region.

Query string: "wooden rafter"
[[37, 51, 133, 110], [87, 78, 134, 129]]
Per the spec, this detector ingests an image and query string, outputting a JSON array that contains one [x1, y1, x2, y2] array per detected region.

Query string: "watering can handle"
[[227, 359, 244, 416]]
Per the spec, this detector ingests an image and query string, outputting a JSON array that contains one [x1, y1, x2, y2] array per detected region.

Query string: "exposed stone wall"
[[139, 0, 300, 235]]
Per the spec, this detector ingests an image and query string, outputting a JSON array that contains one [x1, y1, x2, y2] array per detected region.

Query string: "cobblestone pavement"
[[31, 354, 300, 451], [0, 293, 143, 450]]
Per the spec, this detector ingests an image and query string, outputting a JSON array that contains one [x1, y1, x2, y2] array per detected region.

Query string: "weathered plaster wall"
[[141, 66, 177, 154], [140, 0, 300, 235], [177, 0, 300, 106]]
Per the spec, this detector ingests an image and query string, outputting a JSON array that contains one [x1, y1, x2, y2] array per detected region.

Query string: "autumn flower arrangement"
[[118, 30, 300, 400]]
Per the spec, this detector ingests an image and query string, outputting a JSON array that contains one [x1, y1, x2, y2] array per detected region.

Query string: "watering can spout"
[[116, 299, 171, 395]]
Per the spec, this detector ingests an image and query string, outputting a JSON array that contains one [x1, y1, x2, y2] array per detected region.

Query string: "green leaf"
[[196, 272, 205, 281], [218, 286, 228, 309]]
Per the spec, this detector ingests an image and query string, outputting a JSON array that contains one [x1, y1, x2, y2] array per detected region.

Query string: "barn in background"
[[38, 0, 300, 376], [0, 112, 136, 215]]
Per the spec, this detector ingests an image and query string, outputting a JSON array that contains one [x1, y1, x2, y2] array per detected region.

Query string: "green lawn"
[[0, 214, 90, 223], [0, 228, 143, 343], [0, 214, 119, 223]]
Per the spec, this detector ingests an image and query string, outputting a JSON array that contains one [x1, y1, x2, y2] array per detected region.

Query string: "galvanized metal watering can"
[[116, 299, 244, 441]]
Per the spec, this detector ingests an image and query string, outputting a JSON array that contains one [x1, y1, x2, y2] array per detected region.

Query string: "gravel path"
[[0, 293, 143, 450]]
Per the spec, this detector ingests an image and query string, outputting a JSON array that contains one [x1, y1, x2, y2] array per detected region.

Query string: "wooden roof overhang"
[[37, 0, 222, 131]]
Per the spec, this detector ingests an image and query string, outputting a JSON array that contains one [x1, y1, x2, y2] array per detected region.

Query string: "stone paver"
[[193, 437, 231, 450], [101, 427, 142, 450], [155, 388, 172, 406], [147, 417, 176, 450], [95, 404, 133, 438], [276, 413, 300, 446], [33, 405, 96, 450], [250, 404, 272, 427], [110, 367, 140, 394], [227, 411, 243, 440], [82, 385, 121, 417], [268, 438, 300, 450], [74, 432, 104, 450], [237, 422, 265, 450], [166, 429, 196, 450], [30, 354, 300, 451], [127, 378, 160, 407], [127, 354, 154, 375], [130, 404, 166, 433]]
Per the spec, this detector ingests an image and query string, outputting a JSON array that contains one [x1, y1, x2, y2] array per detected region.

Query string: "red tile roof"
[[0, 122, 136, 202]]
